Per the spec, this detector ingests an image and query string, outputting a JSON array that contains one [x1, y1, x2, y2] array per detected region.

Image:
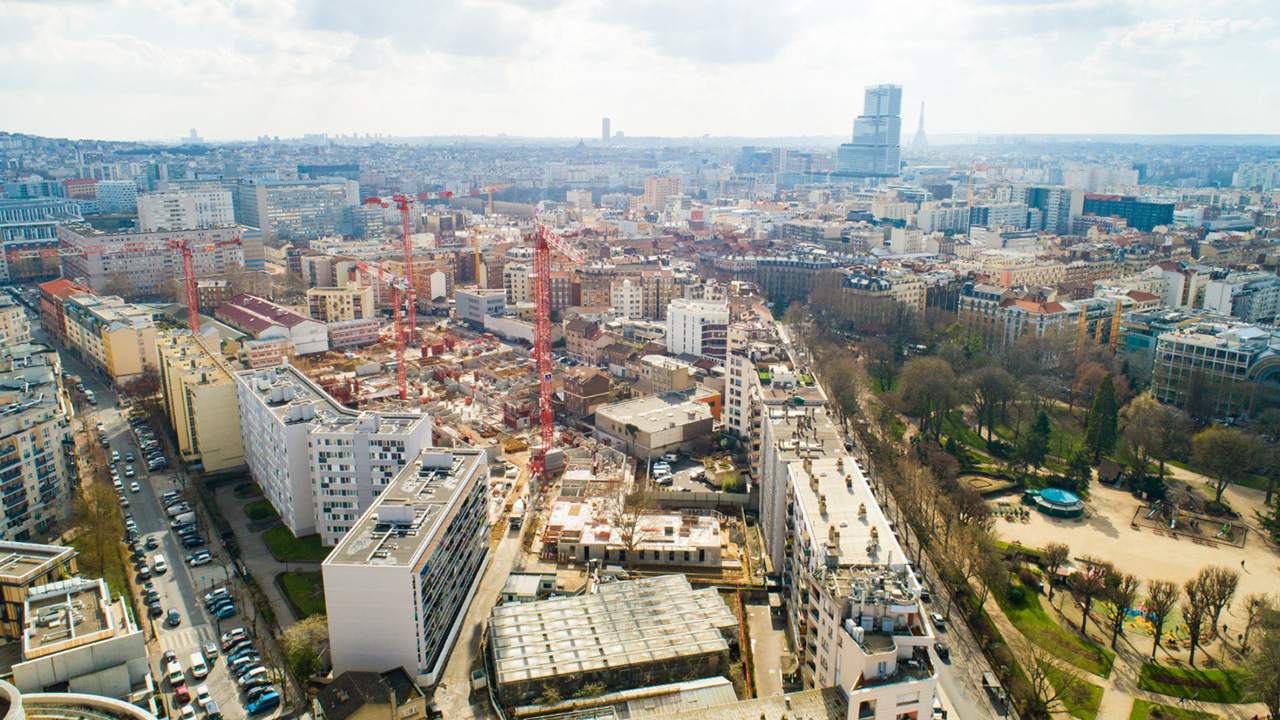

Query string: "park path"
[[981, 583, 1272, 720]]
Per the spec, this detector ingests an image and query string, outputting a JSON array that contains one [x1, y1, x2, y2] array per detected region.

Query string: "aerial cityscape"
[[1, 3, 1279, 720]]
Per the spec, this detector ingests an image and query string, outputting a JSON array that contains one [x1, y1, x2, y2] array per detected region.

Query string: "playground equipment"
[[1214, 523, 1233, 539], [1146, 501, 1163, 519]]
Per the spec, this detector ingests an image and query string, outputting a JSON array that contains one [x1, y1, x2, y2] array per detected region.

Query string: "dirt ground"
[[992, 476, 1280, 636]]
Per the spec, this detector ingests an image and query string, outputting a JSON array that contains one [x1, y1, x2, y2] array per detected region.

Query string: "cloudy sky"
[[0, 0, 1275, 141]]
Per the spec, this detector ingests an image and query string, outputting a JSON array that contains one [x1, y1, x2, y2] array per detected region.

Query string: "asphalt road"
[[45, 324, 272, 720]]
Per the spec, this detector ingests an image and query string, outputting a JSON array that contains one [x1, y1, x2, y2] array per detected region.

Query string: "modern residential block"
[[665, 298, 728, 362], [156, 331, 246, 472], [234, 365, 433, 544], [324, 449, 489, 686], [62, 294, 159, 385]]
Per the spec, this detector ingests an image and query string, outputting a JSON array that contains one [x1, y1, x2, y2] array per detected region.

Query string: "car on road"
[[124, 465, 135, 478], [202, 642, 218, 661], [929, 612, 945, 631], [246, 691, 279, 715], [153, 555, 168, 574], [179, 704, 196, 720], [166, 609, 182, 627], [145, 536, 160, 550], [195, 685, 212, 708], [125, 452, 135, 462], [934, 642, 950, 660], [130, 482, 140, 493]]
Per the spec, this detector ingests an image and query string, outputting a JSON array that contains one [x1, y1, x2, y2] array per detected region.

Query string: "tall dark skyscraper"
[[837, 84, 903, 177], [602, 117, 610, 143]]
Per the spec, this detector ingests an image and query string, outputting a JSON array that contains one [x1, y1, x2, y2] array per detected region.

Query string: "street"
[[52, 328, 278, 720]]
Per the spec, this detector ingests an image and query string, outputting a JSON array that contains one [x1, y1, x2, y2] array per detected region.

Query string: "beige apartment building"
[[63, 295, 159, 385], [157, 331, 246, 472], [307, 285, 375, 323]]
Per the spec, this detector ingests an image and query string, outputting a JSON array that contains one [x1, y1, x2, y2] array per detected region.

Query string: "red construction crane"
[[416, 183, 515, 215], [529, 222, 587, 488], [352, 260, 412, 400], [14, 236, 242, 335], [365, 195, 418, 349]]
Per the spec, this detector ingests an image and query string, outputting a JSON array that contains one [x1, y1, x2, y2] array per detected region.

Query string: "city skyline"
[[1, 0, 1276, 142]]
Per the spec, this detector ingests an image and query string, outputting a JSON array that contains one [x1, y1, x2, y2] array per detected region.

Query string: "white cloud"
[[0, 0, 1275, 139]]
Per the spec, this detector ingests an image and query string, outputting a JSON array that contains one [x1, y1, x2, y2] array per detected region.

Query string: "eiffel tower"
[[911, 102, 928, 149]]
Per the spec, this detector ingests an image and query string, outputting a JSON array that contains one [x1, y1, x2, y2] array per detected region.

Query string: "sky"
[[0, 0, 1276, 142]]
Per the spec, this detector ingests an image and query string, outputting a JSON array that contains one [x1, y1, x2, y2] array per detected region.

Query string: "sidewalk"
[[214, 483, 310, 629]]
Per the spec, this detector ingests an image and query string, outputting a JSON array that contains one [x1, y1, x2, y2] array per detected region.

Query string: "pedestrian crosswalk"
[[157, 623, 213, 653]]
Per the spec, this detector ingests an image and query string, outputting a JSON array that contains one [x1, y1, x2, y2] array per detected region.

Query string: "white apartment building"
[[611, 278, 643, 319], [665, 298, 729, 362], [758, 395, 936, 719], [454, 288, 506, 327], [324, 449, 489, 686], [94, 181, 138, 215], [1204, 272, 1280, 324], [136, 188, 235, 231], [234, 365, 433, 544], [1144, 262, 1209, 310], [57, 223, 245, 301], [0, 344, 74, 543]]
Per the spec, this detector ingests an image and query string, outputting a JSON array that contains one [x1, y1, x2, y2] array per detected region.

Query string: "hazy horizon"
[[1, 0, 1276, 142]]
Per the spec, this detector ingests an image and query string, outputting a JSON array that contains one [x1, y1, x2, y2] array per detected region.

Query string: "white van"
[[189, 652, 209, 679]]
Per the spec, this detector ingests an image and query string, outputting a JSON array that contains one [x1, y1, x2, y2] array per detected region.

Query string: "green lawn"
[[1129, 699, 1220, 720], [278, 571, 326, 618], [994, 581, 1115, 677], [1166, 460, 1270, 492], [1045, 662, 1103, 720], [233, 482, 262, 499], [990, 405, 1087, 458], [1138, 663, 1247, 704], [244, 499, 279, 523], [69, 537, 128, 599], [942, 410, 990, 450], [262, 526, 331, 563]]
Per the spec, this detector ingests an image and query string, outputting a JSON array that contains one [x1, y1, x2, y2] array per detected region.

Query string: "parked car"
[[166, 661, 184, 686], [111, 450, 120, 462], [148, 601, 163, 617], [930, 612, 945, 632], [188, 551, 212, 566], [212, 604, 236, 620], [166, 609, 182, 627], [145, 536, 160, 550], [130, 482, 141, 493], [153, 555, 168, 574], [195, 685, 212, 708], [246, 691, 280, 715], [124, 465, 135, 478], [934, 642, 950, 660], [202, 643, 219, 661], [183, 536, 207, 549]]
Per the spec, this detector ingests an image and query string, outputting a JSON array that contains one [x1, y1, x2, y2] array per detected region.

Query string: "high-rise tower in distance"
[[602, 118, 610, 143], [912, 102, 928, 149], [837, 84, 902, 177]]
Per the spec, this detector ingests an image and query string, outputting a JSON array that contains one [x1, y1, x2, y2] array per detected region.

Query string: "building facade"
[[57, 223, 244, 301], [62, 295, 159, 385], [0, 199, 82, 285], [136, 188, 235, 232], [666, 299, 728, 362], [323, 449, 489, 686], [234, 365, 433, 544], [156, 331, 246, 473]]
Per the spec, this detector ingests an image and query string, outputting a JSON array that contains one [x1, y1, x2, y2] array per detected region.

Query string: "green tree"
[[1257, 499, 1280, 544], [1243, 620, 1280, 720], [281, 613, 329, 680], [1191, 426, 1264, 504], [1085, 375, 1118, 462], [1017, 410, 1051, 474], [1063, 450, 1093, 494], [899, 356, 957, 438]]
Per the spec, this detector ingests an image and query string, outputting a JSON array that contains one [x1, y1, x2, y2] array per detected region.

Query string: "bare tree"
[[1071, 556, 1112, 637], [1183, 574, 1211, 666], [968, 365, 1016, 442], [1022, 639, 1086, 718], [1242, 617, 1280, 720], [608, 481, 656, 572], [1146, 580, 1180, 660], [1105, 573, 1141, 649], [70, 479, 125, 581], [1241, 593, 1274, 653], [1201, 565, 1240, 637], [1043, 542, 1070, 601]]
